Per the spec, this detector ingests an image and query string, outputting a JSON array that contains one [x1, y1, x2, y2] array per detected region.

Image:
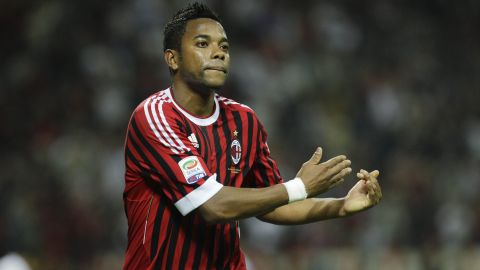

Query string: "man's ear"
[[164, 49, 179, 72]]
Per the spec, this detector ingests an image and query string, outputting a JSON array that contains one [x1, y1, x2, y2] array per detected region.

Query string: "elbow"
[[197, 203, 234, 224], [202, 212, 226, 224]]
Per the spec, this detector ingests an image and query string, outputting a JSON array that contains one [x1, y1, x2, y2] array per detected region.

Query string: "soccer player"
[[122, 3, 382, 269]]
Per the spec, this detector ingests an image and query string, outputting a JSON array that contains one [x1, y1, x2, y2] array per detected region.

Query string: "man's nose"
[[212, 47, 226, 60]]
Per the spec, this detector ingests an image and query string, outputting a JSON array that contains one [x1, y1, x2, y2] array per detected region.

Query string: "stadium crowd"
[[1, 0, 479, 269]]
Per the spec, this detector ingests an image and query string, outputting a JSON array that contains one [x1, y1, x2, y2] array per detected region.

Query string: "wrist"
[[338, 197, 348, 217], [282, 178, 308, 203]]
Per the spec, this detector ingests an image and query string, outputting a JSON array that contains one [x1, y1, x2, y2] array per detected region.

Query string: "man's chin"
[[186, 79, 225, 95], [203, 79, 226, 90]]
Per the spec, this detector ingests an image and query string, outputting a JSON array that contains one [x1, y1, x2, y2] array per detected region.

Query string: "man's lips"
[[204, 66, 227, 73]]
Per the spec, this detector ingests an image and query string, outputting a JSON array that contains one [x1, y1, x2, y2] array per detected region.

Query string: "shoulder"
[[216, 94, 256, 116], [215, 94, 268, 132], [129, 89, 191, 154], [132, 89, 180, 123]]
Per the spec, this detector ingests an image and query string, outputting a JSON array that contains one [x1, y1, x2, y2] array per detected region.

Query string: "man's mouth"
[[205, 66, 227, 73]]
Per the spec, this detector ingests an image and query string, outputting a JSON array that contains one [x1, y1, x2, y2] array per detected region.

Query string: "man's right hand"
[[296, 147, 351, 197]]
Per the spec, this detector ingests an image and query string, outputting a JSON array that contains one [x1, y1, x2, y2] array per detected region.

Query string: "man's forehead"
[[184, 18, 227, 39]]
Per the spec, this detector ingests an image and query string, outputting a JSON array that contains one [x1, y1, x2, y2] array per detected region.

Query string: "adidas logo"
[[188, 133, 199, 148]]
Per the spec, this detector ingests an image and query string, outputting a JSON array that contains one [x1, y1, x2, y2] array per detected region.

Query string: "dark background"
[[1, 0, 479, 269]]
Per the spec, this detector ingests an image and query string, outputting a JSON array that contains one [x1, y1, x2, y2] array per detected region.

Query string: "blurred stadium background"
[[1, 0, 479, 269]]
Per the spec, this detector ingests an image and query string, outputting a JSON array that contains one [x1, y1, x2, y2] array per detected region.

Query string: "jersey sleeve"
[[245, 117, 284, 187], [125, 98, 222, 216]]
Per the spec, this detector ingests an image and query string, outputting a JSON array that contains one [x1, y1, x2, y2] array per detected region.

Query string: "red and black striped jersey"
[[123, 88, 283, 270]]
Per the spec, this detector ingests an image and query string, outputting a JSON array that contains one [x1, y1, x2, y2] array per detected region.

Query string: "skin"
[[164, 18, 382, 224], [164, 18, 229, 117]]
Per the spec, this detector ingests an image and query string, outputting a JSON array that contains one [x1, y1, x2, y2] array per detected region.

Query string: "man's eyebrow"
[[193, 34, 229, 43], [193, 34, 210, 40]]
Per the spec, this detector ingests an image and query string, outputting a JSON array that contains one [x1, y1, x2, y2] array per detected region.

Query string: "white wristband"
[[282, 177, 308, 203]]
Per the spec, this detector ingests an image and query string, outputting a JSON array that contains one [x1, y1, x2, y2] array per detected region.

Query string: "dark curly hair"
[[163, 2, 222, 52]]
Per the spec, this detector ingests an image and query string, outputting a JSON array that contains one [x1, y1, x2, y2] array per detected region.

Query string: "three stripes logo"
[[188, 133, 199, 148]]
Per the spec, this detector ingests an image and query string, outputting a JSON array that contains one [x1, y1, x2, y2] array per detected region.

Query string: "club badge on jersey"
[[178, 156, 206, 184], [230, 130, 241, 165]]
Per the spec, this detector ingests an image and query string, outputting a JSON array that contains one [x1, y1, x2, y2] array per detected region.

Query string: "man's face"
[[176, 18, 230, 89]]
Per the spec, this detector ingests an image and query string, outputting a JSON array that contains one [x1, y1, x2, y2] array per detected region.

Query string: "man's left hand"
[[341, 169, 382, 215]]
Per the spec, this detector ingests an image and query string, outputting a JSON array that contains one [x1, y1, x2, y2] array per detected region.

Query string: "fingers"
[[323, 155, 347, 168], [329, 159, 351, 176], [357, 169, 382, 204], [309, 147, 323, 164], [333, 167, 352, 179], [363, 169, 380, 187], [357, 169, 376, 181]]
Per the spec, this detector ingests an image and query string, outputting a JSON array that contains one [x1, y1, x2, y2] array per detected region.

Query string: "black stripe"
[[179, 118, 193, 138], [131, 118, 188, 196], [243, 113, 254, 177], [199, 126, 212, 163], [258, 118, 280, 183], [150, 199, 166, 261], [175, 118, 188, 135], [154, 209, 174, 269], [216, 224, 226, 269], [207, 225, 219, 270], [211, 121, 223, 182], [192, 221, 206, 269], [255, 123, 271, 187], [165, 211, 182, 270], [193, 125, 208, 162], [228, 222, 237, 267], [178, 217, 192, 269], [265, 147, 281, 183], [219, 110, 232, 186]]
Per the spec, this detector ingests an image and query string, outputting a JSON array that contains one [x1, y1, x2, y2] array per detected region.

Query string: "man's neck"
[[171, 79, 216, 117]]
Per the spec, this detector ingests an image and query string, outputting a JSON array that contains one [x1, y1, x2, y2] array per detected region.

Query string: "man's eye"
[[197, 41, 208, 47], [220, 44, 229, 51]]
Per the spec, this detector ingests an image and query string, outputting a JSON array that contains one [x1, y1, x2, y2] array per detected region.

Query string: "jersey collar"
[[166, 87, 220, 126]]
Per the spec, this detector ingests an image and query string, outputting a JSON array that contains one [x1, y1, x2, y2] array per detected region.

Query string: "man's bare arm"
[[198, 184, 289, 223], [257, 169, 383, 225], [257, 197, 346, 225], [197, 148, 352, 223]]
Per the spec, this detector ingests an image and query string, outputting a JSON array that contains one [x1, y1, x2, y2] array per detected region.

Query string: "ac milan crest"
[[230, 131, 241, 165], [230, 140, 241, 165]]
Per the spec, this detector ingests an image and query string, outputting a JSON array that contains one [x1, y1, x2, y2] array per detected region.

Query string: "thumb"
[[309, 147, 323, 164]]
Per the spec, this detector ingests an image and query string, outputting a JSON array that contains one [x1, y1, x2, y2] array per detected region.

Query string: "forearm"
[[258, 197, 347, 225], [198, 184, 289, 223]]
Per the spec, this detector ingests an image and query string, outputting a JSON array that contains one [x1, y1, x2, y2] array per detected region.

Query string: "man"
[[123, 3, 382, 269]]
